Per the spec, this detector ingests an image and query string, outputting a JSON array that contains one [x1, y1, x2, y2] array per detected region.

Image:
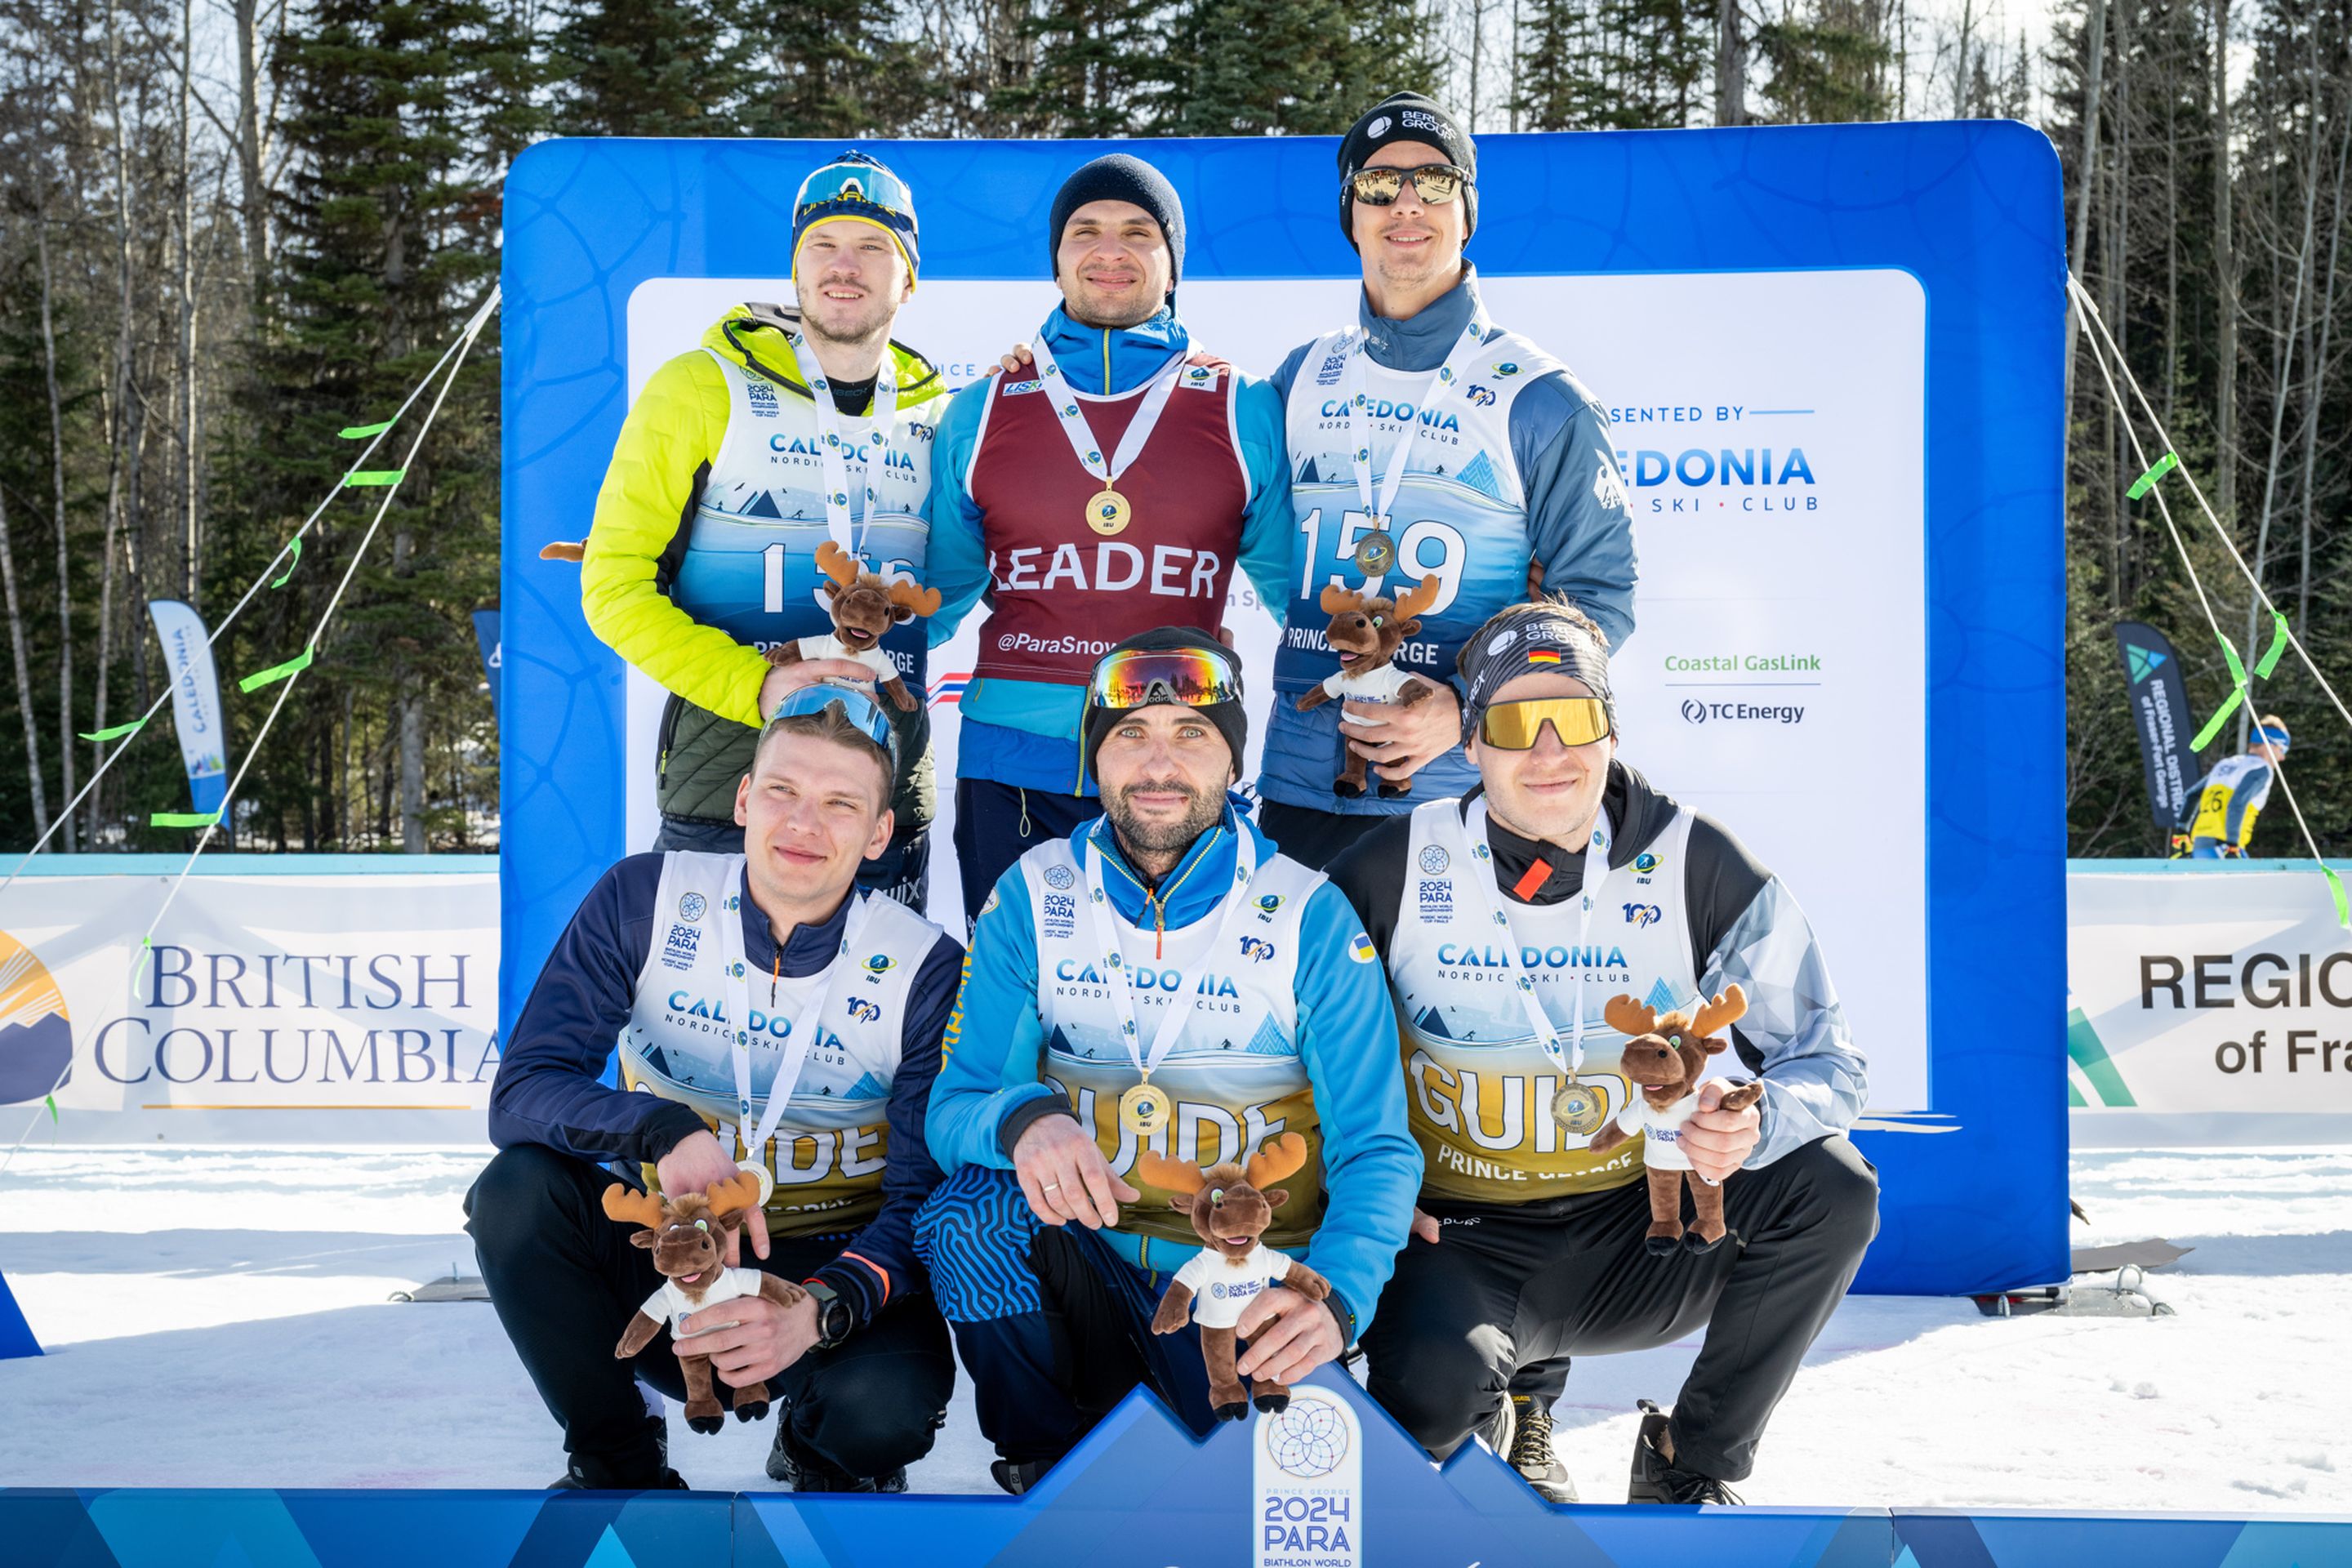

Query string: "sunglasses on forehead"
[[1345, 163, 1472, 207]]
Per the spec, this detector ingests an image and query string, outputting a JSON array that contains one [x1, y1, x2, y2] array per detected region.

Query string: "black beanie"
[[1337, 92, 1479, 250], [1049, 154, 1186, 297], [1081, 627, 1247, 786]]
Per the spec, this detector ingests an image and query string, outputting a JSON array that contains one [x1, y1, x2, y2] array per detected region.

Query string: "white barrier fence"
[[3, 856, 2345, 1146], [0, 856, 498, 1145], [2069, 860, 2352, 1146]]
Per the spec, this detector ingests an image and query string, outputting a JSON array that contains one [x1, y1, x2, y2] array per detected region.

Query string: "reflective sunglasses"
[[1477, 697, 1613, 751], [1346, 163, 1472, 207], [1087, 647, 1244, 712], [764, 682, 899, 767], [795, 160, 916, 227]]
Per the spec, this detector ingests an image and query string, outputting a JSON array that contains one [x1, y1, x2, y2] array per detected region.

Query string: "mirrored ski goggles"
[[795, 160, 917, 229], [1345, 163, 1472, 207], [1477, 697, 1614, 751], [1087, 647, 1244, 712], [763, 682, 899, 767]]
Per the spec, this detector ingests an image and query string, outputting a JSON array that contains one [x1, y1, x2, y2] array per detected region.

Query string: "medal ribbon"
[[719, 875, 878, 1169], [1456, 798, 1613, 1080], [1077, 820, 1261, 1089], [1028, 331, 1187, 494], [782, 326, 900, 558], [1341, 314, 1493, 585]]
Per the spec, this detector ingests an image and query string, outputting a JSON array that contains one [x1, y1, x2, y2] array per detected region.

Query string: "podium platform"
[[8, 1372, 2345, 1566]]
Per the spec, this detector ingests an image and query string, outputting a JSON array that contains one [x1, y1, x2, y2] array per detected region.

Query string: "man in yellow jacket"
[[577, 151, 946, 905]]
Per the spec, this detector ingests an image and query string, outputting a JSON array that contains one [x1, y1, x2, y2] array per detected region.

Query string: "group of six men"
[[467, 91, 1878, 1508]]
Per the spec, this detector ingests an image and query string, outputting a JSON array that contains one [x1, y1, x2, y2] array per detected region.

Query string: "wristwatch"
[[803, 1279, 853, 1349]]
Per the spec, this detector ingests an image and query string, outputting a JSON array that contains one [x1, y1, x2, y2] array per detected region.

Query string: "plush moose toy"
[[1294, 573, 1444, 799], [604, 1174, 808, 1433], [1138, 1134, 1332, 1423], [1588, 985, 1762, 1257], [763, 541, 941, 712]]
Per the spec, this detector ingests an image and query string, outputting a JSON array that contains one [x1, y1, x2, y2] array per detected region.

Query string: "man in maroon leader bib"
[[925, 154, 1294, 924]]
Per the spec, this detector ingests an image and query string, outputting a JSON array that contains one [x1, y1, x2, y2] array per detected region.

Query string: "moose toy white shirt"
[[1171, 1243, 1290, 1330], [640, 1264, 767, 1338], [1613, 1094, 1702, 1171], [1317, 663, 1423, 705], [791, 634, 902, 684]]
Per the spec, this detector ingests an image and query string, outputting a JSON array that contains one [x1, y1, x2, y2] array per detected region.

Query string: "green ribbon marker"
[[240, 645, 315, 693], [2126, 451, 2179, 500], [44, 1094, 57, 1124], [2326, 866, 2350, 931], [2189, 635, 2252, 751], [270, 537, 303, 589], [78, 718, 146, 742], [339, 420, 394, 439], [344, 470, 406, 487], [130, 935, 154, 994], [2254, 610, 2291, 679], [150, 810, 221, 827]]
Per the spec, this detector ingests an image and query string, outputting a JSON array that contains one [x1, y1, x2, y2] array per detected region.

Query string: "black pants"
[[466, 1143, 954, 1486], [1255, 800, 1389, 871], [653, 816, 932, 910], [951, 778, 1102, 928], [1361, 1135, 1878, 1482]]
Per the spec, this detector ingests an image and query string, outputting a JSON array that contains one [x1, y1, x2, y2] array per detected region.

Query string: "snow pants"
[[1361, 1134, 1878, 1481], [466, 1143, 953, 1486]]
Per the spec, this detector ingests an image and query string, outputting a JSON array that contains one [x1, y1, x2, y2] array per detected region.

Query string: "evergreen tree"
[[1753, 0, 1895, 122], [256, 0, 525, 849], [992, 0, 1157, 136], [547, 0, 746, 135], [1515, 0, 1710, 129], [1150, 0, 1445, 135], [736, 0, 939, 136]]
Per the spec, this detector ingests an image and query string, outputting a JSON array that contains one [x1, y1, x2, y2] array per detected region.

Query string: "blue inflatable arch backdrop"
[[500, 123, 2069, 1298]]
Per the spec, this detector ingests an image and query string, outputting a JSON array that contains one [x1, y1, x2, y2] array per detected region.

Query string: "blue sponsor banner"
[[501, 125, 2069, 1295], [473, 608, 501, 719]]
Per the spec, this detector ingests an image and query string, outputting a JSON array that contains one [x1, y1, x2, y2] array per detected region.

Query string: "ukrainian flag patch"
[[1349, 933, 1377, 964]]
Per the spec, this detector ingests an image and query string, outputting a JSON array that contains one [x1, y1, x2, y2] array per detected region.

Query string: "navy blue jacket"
[[490, 853, 963, 1331]]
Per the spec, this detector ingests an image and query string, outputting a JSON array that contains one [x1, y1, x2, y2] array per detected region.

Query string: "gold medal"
[[1087, 488, 1132, 537], [1118, 1080, 1170, 1137], [1552, 1077, 1605, 1137]]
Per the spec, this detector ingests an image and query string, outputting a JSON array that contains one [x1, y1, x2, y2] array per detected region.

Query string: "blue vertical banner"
[[472, 608, 501, 719], [2114, 621, 2196, 831], [146, 599, 227, 815]]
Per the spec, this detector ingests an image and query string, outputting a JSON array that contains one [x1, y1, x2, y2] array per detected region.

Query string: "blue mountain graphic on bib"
[[740, 490, 785, 519], [1644, 978, 1681, 1015], [1455, 451, 1502, 501], [840, 1071, 890, 1100], [1413, 1004, 1455, 1040], [1298, 458, 1321, 484], [1242, 1017, 1290, 1056]]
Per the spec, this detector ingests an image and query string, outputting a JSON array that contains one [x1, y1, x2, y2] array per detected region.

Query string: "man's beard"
[[800, 290, 894, 352], [1107, 777, 1223, 857]]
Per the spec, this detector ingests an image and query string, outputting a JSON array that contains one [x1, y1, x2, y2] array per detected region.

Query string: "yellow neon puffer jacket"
[[578, 302, 946, 824]]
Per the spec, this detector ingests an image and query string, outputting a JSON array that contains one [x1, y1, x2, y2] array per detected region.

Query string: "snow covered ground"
[[0, 1144, 2346, 1510]]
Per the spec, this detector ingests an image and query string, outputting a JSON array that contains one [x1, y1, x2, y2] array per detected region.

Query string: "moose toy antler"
[[604, 1174, 808, 1434], [764, 541, 940, 712], [1134, 1133, 1331, 1423], [1294, 573, 1443, 799], [1590, 984, 1761, 1255]]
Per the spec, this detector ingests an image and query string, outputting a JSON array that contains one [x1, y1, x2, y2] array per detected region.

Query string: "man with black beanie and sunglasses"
[[1258, 92, 1642, 873]]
